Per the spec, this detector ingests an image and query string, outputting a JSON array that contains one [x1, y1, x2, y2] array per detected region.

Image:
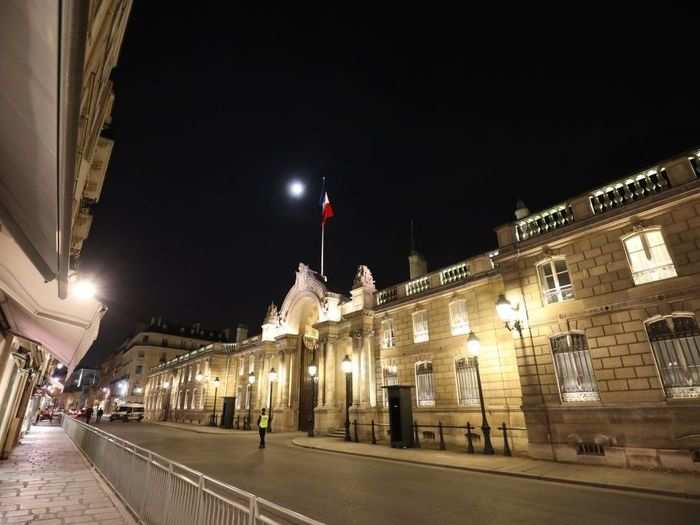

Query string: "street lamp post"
[[341, 355, 352, 442], [209, 377, 220, 427], [307, 362, 318, 437], [267, 368, 277, 433], [247, 371, 255, 430], [496, 293, 556, 458], [467, 332, 494, 454]]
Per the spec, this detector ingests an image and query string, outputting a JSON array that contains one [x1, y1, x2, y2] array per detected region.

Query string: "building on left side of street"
[[99, 318, 236, 411], [0, 1, 132, 458]]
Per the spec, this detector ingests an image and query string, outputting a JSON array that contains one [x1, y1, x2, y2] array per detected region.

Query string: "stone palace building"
[[145, 148, 700, 471]]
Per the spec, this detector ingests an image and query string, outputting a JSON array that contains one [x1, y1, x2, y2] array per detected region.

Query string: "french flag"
[[321, 192, 334, 225]]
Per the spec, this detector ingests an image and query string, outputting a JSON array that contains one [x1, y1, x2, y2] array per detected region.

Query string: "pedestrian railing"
[[351, 419, 526, 457], [62, 416, 323, 525]]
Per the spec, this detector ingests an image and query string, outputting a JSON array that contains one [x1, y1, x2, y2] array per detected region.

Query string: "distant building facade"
[[145, 148, 700, 472], [99, 318, 233, 409]]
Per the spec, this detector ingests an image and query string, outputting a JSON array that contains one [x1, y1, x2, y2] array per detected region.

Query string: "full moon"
[[289, 180, 305, 197]]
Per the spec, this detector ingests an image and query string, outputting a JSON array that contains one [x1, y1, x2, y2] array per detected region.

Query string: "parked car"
[[109, 404, 145, 422]]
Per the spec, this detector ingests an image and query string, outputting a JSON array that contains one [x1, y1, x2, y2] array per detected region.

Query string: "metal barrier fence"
[[63, 416, 323, 525]]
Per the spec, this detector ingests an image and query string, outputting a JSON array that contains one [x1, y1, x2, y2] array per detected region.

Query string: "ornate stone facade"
[[145, 148, 700, 471]]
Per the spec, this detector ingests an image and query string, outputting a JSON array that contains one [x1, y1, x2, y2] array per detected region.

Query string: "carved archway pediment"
[[278, 263, 327, 326]]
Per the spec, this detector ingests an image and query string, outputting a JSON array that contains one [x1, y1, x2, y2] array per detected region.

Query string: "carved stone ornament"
[[264, 302, 280, 325], [352, 265, 376, 291]]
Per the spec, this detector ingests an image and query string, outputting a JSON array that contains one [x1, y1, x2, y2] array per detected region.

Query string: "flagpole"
[[321, 176, 326, 279]]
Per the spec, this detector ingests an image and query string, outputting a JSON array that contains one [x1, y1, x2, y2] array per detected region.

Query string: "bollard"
[[371, 420, 377, 445], [353, 420, 359, 443], [466, 422, 474, 454], [413, 421, 421, 448], [500, 422, 512, 457], [438, 421, 446, 450]]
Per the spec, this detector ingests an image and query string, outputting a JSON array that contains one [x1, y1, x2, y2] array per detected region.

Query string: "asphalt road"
[[96, 422, 698, 525]]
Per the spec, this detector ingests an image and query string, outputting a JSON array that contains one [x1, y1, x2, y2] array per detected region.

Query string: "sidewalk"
[[0, 423, 136, 525], [293, 436, 700, 500], [150, 420, 247, 434]]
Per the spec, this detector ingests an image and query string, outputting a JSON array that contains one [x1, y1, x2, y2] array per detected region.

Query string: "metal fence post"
[[195, 474, 204, 525], [466, 422, 474, 454], [371, 420, 377, 445], [438, 422, 446, 450], [353, 420, 359, 443], [163, 462, 174, 524], [413, 421, 421, 449], [140, 451, 152, 518], [501, 422, 512, 457]]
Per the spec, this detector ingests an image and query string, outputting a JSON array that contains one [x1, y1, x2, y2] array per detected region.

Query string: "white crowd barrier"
[[63, 416, 323, 525]]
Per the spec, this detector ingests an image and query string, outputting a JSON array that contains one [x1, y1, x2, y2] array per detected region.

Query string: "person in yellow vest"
[[257, 408, 269, 448]]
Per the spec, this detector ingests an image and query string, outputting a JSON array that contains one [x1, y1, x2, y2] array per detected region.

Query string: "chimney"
[[236, 323, 248, 342], [409, 252, 428, 280], [408, 219, 427, 279], [514, 199, 530, 220]]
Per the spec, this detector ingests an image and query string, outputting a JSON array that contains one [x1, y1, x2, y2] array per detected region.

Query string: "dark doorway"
[[298, 338, 317, 432]]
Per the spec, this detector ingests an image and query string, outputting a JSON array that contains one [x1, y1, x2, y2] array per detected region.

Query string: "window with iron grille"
[[415, 361, 435, 407], [550, 333, 599, 402], [381, 319, 395, 348], [412, 310, 429, 343], [622, 228, 677, 285], [645, 314, 700, 399], [455, 358, 479, 406], [449, 299, 470, 336], [382, 365, 398, 406], [536, 258, 575, 304]]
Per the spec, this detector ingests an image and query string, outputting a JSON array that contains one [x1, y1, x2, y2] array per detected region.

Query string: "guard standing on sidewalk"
[[257, 408, 268, 448]]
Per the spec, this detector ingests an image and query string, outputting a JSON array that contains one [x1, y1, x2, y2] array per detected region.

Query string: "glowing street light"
[[288, 180, 305, 198], [209, 376, 221, 427], [72, 279, 97, 300], [342, 355, 352, 442]]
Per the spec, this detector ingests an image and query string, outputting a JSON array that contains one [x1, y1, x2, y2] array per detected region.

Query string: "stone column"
[[352, 334, 361, 406], [318, 339, 326, 406], [324, 337, 336, 409], [366, 335, 377, 408]]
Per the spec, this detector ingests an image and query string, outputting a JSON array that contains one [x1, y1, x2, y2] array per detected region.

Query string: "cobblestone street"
[[0, 424, 134, 525]]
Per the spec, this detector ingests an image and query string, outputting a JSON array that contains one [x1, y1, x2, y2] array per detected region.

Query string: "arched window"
[[536, 257, 574, 304], [414, 361, 435, 406], [193, 389, 200, 410], [622, 227, 677, 285], [645, 313, 700, 399]]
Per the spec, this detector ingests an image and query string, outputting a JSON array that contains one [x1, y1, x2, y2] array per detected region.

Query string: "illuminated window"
[[415, 361, 435, 407], [381, 319, 395, 348], [412, 310, 429, 343], [622, 228, 677, 285], [449, 299, 470, 335], [550, 332, 599, 402], [645, 314, 700, 399], [536, 257, 575, 304], [455, 358, 479, 406]]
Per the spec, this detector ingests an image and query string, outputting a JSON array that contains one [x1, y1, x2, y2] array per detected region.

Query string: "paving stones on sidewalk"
[[293, 436, 700, 500], [0, 424, 136, 525]]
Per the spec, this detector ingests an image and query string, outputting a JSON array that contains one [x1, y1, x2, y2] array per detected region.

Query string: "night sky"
[[80, 5, 700, 366]]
